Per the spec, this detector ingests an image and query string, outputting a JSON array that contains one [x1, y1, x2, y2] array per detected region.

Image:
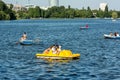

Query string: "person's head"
[[24, 32, 26, 34], [55, 44, 59, 48], [59, 46, 61, 49], [52, 46, 57, 51]]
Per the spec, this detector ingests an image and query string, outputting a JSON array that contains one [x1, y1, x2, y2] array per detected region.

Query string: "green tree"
[[96, 9, 104, 18], [68, 5, 71, 9], [17, 11, 30, 19], [104, 5, 110, 17], [112, 11, 118, 19], [33, 6, 41, 18], [10, 4, 13, 10], [79, 9, 87, 18], [0, 1, 7, 11], [87, 6, 93, 18], [0, 0, 16, 20], [74, 9, 81, 17], [117, 11, 120, 18], [28, 8, 34, 18], [0, 11, 6, 20], [9, 12, 16, 20]]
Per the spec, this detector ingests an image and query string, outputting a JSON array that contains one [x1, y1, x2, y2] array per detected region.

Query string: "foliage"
[[0, 11, 10, 20], [23, 6, 120, 19], [112, 11, 118, 19], [27, 6, 43, 18], [1, 0, 120, 20], [0, 0, 16, 20]]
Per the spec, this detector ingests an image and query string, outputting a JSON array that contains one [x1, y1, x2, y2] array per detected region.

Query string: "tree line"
[[0, 0, 16, 20], [0, 0, 120, 20]]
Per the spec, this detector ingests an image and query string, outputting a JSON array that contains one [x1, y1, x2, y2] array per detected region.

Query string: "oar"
[[15, 41, 20, 45], [16, 39, 20, 45]]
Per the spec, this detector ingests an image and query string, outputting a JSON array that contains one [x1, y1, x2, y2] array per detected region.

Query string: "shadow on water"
[[35, 57, 80, 64]]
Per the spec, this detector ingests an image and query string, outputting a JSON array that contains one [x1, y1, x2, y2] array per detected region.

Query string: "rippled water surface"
[[0, 19, 120, 80]]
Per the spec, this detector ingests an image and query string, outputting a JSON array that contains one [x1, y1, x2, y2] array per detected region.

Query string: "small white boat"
[[104, 34, 120, 39], [80, 24, 89, 30], [80, 27, 88, 29]]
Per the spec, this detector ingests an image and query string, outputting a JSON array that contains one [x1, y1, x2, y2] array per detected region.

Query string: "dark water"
[[0, 19, 120, 80]]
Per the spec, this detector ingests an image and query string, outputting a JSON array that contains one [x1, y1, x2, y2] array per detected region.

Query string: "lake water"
[[0, 19, 120, 80]]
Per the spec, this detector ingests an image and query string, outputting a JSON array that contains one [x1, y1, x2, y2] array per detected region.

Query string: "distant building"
[[24, 5, 48, 10], [100, 3, 108, 11], [49, 0, 59, 7], [40, 6, 49, 10], [25, 4, 36, 10], [12, 4, 26, 12]]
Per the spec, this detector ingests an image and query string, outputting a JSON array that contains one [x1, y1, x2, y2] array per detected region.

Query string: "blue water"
[[0, 19, 120, 80]]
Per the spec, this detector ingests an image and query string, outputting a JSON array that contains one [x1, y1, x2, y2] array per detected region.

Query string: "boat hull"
[[36, 50, 80, 60], [104, 34, 120, 39], [80, 27, 88, 30], [20, 40, 33, 45], [36, 54, 80, 60]]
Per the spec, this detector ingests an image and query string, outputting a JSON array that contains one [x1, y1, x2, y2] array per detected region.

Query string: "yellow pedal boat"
[[36, 50, 80, 60]]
